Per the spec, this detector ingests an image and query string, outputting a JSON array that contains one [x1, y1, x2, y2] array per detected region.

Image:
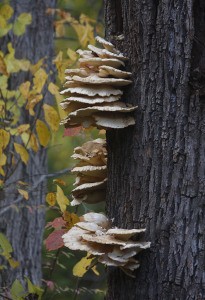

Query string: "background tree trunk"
[[0, 0, 55, 287], [105, 0, 205, 299]]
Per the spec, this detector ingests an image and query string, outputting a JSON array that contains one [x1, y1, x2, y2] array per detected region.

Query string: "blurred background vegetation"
[[43, 0, 106, 299]]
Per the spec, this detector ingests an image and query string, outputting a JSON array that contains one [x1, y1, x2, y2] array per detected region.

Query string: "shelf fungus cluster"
[[62, 212, 150, 275], [71, 138, 107, 206], [60, 36, 137, 129]]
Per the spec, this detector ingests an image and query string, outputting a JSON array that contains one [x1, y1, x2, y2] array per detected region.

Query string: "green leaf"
[[26, 277, 43, 299], [0, 232, 13, 255], [10, 279, 26, 300], [0, 15, 12, 37], [13, 13, 32, 36]]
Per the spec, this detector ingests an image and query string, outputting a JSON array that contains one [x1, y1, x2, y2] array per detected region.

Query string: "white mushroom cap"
[[98, 255, 127, 267], [60, 86, 123, 97], [98, 66, 132, 78], [65, 68, 89, 76], [72, 75, 132, 86], [62, 227, 91, 251], [79, 58, 125, 68], [88, 45, 127, 61], [122, 258, 140, 271], [71, 165, 107, 178], [60, 101, 87, 112], [120, 241, 151, 250], [81, 212, 110, 229], [107, 247, 137, 263], [76, 221, 105, 233], [62, 227, 108, 255], [71, 154, 106, 166], [71, 189, 106, 206], [62, 95, 121, 105], [82, 233, 126, 246], [106, 228, 146, 241], [95, 36, 120, 54], [72, 179, 107, 196], [68, 102, 136, 119], [76, 49, 94, 58], [93, 112, 136, 129]]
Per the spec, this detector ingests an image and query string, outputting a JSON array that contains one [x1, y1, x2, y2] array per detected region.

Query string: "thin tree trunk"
[[0, 0, 55, 287], [105, 0, 205, 299]]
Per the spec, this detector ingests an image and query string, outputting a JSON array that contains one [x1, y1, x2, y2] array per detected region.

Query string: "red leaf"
[[63, 126, 82, 137], [45, 229, 66, 251], [46, 217, 66, 229]]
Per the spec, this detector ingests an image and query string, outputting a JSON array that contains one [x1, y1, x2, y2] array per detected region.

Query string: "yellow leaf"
[[0, 166, 5, 176], [36, 119, 50, 147], [56, 185, 69, 212], [53, 179, 66, 186], [29, 133, 39, 152], [0, 4, 14, 20], [8, 258, 20, 269], [14, 143, 29, 164], [26, 94, 43, 116], [13, 13, 32, 36], [63, 211, 80, 230], [46, 192, 56, 206], [67, 48, 78, 62], [30, 58, 44, 75], [43, 104, 60, 132], [0, 129, 10, 149], [18, 189, 29, 200], [33, 68, 48, 93], [91, 265, 100, 276], [17, 181, 28, 186], [0, 55, 7, 75], [19, 81, 30, 99], [0, 151, 7, 166], [17, 124, 30, 134], [48, 82, 63, 102], [73, 255, 95, 278], [0, 15, 12, 37], [4, 43, 30, 73], [55, 23, 65, 37]]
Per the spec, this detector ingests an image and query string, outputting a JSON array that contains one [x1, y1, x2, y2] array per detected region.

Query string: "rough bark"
[[0, 0, 55, 287], [105, 0, 205, 299]]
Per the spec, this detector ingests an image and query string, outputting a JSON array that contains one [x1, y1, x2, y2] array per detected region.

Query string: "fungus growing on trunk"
[[60, 36, 137, 129], [62, 213, 150, 275], [70, 139, 107, 206]]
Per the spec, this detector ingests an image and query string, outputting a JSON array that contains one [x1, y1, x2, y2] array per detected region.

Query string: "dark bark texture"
[[0, 0, 55, 287], [105, 0, 205, 299]]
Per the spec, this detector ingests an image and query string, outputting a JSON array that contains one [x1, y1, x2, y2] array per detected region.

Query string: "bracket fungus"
[[62, 212, 150, 276], [60, 36, 137, 129], [70, 138, 107, 206]]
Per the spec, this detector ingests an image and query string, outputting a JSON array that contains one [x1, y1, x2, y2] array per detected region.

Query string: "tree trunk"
[[105, 0, 205, 299], [0, 0, 55, 287]]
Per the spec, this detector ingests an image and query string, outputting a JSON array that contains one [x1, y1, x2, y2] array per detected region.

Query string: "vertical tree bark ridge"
[[105, 0, 205, 299], [0, 0, 55, 286]]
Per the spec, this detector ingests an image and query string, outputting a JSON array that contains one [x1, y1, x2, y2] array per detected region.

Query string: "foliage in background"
[[0, 0, 105, 299]]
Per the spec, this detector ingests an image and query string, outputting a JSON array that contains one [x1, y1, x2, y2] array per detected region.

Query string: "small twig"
[[42, 249, 61, 297], [0, 168, 71, 216], [73, 278, 81, 300], [0, 293, 12, 300]]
